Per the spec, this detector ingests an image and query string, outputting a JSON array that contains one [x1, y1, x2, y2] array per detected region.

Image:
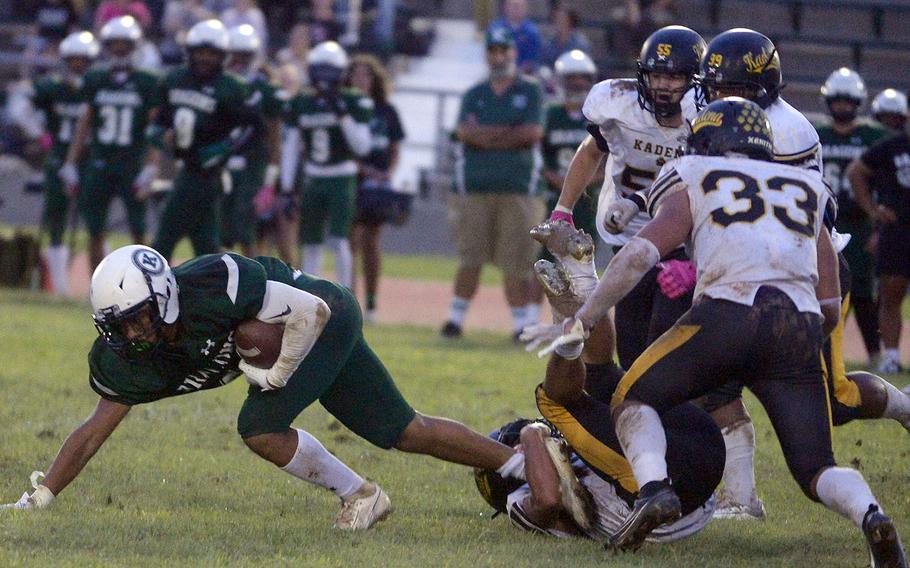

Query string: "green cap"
[[486, 27, 515, 48]]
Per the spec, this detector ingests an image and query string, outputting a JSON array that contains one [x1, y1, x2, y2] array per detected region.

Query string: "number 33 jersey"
[[648, 155, 831, 314], [583, 78, 697, 246]]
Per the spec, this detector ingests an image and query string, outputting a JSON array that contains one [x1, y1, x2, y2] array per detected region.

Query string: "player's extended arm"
[[815, 228, 842, 338], [575, 190, 692, 329], [241, 280, 331, 390], [847, 158, 896, 225], [5, 398, 131, 508], [554, 135, 606, 215], [517, 423, 565, 527]]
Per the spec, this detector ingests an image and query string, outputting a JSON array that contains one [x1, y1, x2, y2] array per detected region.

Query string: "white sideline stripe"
[[222, 254, 239, 304], [91, 375, 120, 397]]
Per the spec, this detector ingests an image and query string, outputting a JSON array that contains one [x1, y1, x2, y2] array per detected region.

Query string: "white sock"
[[524, 302, 542, 327], [815, 466, 879, 528], [614, 403, 668, 486], [45, 245, 69, 295], [510, 306, 527, 333], [302, 245, 323, 277], [720, 419, 757, 505], [279, 429, 365, 499], [495, 451, 526, 481], [885, 348, 900, 364], [327, 237, 353, 289], [448, 296, 470, 326], [555, 340, 584, 360], [881, 378, 910, 426]]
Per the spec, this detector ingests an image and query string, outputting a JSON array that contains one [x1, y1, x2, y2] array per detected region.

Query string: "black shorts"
[[877, 223, 910, 278], [613, 287, 835, 497], [612, 246, 694, 370]]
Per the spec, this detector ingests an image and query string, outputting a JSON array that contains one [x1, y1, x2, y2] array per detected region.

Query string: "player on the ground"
[[29, 31, 98, 295], [871, 89, 909, 133], [546, 25, 706, 370], [532, 98, 906, 566], [221, 24, 282, 258], [815, 68, 890, 366], [148, 19, 261, 261], [62, 15, 160, 272], [3, 245, 527, 529], [527, 49, 602, 327], [281, 41, 372, 288]]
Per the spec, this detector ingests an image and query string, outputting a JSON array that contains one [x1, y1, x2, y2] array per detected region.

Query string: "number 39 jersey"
[[82, 68, 160, 162], [583, 78, 697, 246], [648, 155, 830, 314]]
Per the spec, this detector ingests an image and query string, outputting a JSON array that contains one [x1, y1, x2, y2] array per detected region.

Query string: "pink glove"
[[253, 184, 277, 218], [39, 133, 53, 152], [657, 259, 696, 299], [549, 209, 575, 227]]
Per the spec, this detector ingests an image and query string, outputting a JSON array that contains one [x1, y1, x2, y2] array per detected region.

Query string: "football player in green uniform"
[[815, 68, 890, 366], [528, 49, 601, 326], [4, 246, 524, 530], [62, 15, 161, 272], [281, 41, 373, 288], [30, 31, 98, 295], [147, 19, 261, 261], [221, 24, 282, 258]]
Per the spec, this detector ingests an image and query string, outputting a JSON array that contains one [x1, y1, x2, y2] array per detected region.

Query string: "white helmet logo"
[[132, 249, 164, 275]]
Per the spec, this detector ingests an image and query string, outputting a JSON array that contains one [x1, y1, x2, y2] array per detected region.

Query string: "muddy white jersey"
[[648, 155, 830, 314], [506, 458, 714, 542], [766, 96, 822, 172], [583, 78, 697, 245]]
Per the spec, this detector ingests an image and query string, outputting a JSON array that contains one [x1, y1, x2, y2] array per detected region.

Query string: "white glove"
[[239, 360, 289, 391], [58, 163, 79, 188], [132, 164, 159, 200], [520, 318, 588, 358], [1, 471, 54, 510], [603, 197, 640, 235]]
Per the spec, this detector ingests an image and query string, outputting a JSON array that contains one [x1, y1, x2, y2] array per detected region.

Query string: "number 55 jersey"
[[647, 155, 830, 313]]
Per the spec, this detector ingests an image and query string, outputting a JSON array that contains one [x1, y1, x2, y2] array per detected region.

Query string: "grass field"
[[1, 289, 910, 567]]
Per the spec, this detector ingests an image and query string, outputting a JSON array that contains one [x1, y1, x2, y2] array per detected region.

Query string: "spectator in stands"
[[488, 0, 541, 73], [305, 0, 344, 45], [613, 0, 677, 59], [34, 0, 79, 46], [276, 23, 310, 85], [441, 28, 544, 341], [345, 54, 406, 324], [161, 0, 214, 63], [221, 0, 268, 50], [94, 0, 152, 32], [540, 4, 591, 68], [848, 95, 910, 374]]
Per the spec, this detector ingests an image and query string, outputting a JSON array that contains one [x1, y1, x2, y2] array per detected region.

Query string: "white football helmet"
[[91, 245, 179, 356], [554, 49, 596, 105], [59, 31, 100, 60], [872, 89, 909, 117], [307, 42, 348, 93], [228, 24, 260, 54], [186, 19, 230, 52], [100, 15, 143, 43], [820, 67, 866, 105]]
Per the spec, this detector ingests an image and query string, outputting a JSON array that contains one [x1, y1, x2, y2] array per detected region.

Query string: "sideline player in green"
[[3, 245, 527, 529], [30, 31, 98, 295], [280, 41, 373, 288], [62, 15, 161, 272], [527, 49, 601, 327], [148, 19, 261, 262], [815, 68, 890, 366], [221, 24, 282, 258]]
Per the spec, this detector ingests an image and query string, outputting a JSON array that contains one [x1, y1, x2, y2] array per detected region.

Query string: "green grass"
[[1, 289, 909, 567]]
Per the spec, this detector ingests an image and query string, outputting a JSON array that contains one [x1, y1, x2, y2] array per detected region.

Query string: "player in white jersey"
[[526, 98, 906, 566], [548, 25, 707, 371]]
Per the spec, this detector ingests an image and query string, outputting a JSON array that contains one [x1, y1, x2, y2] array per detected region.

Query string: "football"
[[235, 320, 284, 369]]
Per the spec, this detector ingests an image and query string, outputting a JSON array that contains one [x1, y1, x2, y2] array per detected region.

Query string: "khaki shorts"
[[449, 192, 545, 276]]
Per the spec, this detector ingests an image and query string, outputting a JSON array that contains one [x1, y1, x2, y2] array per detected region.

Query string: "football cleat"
[[606, 480, 682, 552], [333, 481, 392, 530], [543, 437, 596, 531], [530, 220, 598, 298], [863, 505, 908, 568], [712, 491, 766, 520], [878, 358, 903, 375], [440, 321, 463, 339], [534, 259, 586, 320]]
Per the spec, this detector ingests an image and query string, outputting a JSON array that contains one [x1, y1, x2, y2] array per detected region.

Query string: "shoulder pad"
[[582, 78, 638, 125]]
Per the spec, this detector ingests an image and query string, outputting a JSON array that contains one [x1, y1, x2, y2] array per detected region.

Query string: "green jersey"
[[155, 66, 258, 171], [815, 118, 890, 220], [82, 67, 160, 162], [31, 74, 86, 158], [540, 103, 597, 196], [455, 75, 543, 195], [284, 87, 373, 177]]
